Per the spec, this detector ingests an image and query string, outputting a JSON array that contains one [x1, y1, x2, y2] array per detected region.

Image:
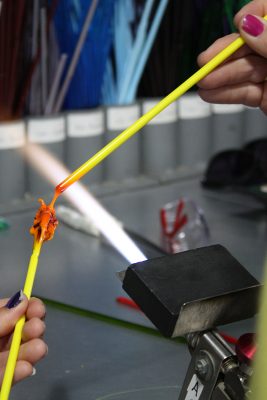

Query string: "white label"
[[107, 104, 139, 130], [211, 103, 244, 114], [178, 94, 211, 119], [28, 116, 65, 143], [0, 121, 25, 149], [67, 110, 104, 138], [142, 100, 178, 125], [185, 374, 204, 400], [260, 185, 267, 193]]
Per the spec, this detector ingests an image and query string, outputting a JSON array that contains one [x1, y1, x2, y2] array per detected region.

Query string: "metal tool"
[[179, 330, 255, 399], [120, 244, 260, 399]]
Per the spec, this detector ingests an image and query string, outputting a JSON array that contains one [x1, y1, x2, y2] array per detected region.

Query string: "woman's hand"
[[197, 0, 267, 114], [0, 292, 47, 385]]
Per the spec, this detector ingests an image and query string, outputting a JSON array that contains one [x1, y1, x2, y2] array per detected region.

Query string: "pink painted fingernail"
[[242, 14, 264, 37]]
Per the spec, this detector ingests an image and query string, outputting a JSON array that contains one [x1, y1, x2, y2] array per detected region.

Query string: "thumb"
[[239, 14, 267, 58], [0, 291, 28, 336]]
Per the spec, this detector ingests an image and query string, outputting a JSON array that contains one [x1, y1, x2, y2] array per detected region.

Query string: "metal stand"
[[178, 331, 251, 400]]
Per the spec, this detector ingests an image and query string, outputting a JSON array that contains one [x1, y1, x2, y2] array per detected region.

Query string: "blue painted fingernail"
[[5, 290, 24, 309]]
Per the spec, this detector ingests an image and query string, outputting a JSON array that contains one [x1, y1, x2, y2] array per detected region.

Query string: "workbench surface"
[[0, 177, 265, 399]]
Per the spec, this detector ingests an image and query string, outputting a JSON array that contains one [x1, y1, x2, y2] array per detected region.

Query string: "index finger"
[[197, 33, 252, 67]]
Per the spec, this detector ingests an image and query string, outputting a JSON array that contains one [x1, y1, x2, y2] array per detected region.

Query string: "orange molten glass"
[[30, 198, 58, 243]]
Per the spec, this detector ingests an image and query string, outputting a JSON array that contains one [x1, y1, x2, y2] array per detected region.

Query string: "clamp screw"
[[195, 352, 213, 381], [195, 359, 209, 378]]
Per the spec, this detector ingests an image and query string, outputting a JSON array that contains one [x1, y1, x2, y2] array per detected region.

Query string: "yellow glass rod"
[[57, 34, 246, 193], [0, 240, 42, 400]]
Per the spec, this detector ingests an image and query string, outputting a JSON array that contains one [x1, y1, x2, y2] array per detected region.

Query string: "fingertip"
[[13, 361, 35, 385], [234, 10, 247, 27], [5, 290, 27, 310], [22, 317, 46, 342], [237, 14, 267, 58], [35, 339, 48, 360], [21, 338, 48, 362], [27, 298, 46, 320], [29, 297, 43, 305], [197, 51, 206, 68]]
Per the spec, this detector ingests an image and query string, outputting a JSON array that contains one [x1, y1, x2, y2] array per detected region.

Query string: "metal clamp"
[[179, 331, 237, 400]]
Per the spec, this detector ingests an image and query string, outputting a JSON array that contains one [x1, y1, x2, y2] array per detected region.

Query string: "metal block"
[[122, 245, 260, 337]]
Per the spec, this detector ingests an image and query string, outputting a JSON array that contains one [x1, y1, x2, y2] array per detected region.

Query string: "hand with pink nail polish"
[[197, 0, 267, 115], [0, 292, 47, 386]]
